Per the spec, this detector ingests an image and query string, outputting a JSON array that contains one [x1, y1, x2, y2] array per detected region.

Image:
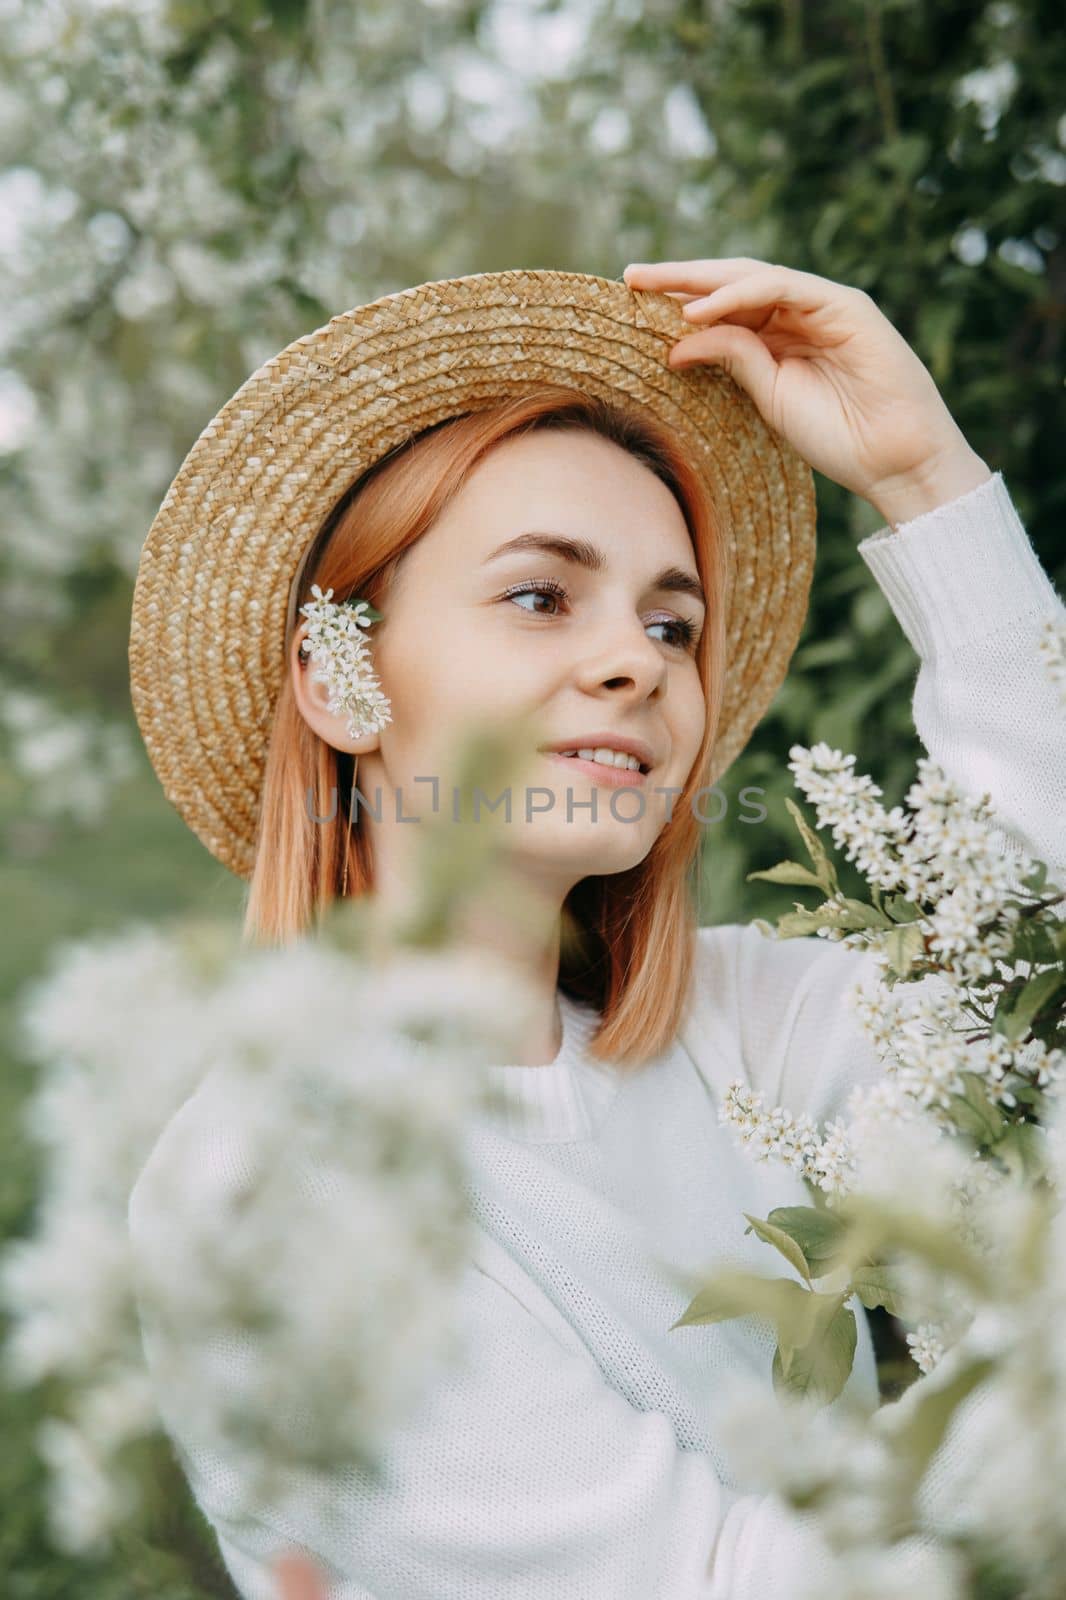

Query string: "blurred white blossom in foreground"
[[0, 913, 538, 1555]]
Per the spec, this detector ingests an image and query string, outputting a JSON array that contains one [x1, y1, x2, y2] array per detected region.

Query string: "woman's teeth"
[[559, 747, 644, 772]]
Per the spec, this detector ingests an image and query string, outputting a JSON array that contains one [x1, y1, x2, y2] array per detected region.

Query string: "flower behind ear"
[[297, 585, 392, 739]]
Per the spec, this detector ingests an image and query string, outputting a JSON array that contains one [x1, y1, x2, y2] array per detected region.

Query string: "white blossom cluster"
[[297, 583, 392, 739], [774, 744, 1064, 1113], [719, 1069, 1008, 1229], [785, 742, 912, 893], [719, 1080, 849, 1191], [719, 983, 1058, 1378], [850, 977, 1064, 1114], [903, 1322, 946, 1376], [721, 740, 1063, 1417], [0, 916, 538, 1555], [787, 745, 1037, 953]]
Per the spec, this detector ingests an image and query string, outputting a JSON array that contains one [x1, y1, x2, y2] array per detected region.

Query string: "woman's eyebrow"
[[480, 531, 706, 609]]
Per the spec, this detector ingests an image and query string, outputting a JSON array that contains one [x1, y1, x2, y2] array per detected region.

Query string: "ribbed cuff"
[[856, 471, 1061, 661]]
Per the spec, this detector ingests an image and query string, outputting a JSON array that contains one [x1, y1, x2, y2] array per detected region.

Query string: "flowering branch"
[[674, 731, 1064, 1405]]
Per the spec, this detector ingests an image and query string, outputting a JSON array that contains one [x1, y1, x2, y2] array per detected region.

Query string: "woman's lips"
[[543, 751, 648, 789]]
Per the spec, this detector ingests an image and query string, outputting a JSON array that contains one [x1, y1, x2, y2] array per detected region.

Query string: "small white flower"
[[905, 1321, 946, 1375]]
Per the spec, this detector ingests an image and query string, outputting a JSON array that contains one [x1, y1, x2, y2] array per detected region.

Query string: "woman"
[[127, 260, 1065, 1598]]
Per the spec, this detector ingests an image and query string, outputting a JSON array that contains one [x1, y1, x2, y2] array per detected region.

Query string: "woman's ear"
[[289, 625, 382, 756]]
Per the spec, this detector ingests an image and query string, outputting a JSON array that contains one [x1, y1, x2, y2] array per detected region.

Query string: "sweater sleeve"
[[692, 469, 1066, 1125], [128, 1084, 841, 1600], [855, 468, 1064, 880]]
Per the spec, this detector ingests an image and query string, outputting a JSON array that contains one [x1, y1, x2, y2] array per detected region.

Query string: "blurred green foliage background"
[[0, 0, 1062, 1591]]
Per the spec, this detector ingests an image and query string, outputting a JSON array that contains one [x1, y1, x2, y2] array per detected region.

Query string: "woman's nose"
[[573, 623, 669, 698]]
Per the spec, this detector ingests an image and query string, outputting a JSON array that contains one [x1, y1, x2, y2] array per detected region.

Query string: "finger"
[[619, 273, 703, 307], [668, 325, 780, 423], [623, 259, 771, 294], [679, 267, 854, 323], [273, 1552, 326, 1600]]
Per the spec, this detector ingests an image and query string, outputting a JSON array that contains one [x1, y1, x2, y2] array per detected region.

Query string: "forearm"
[[857, 469, 1066, 881]]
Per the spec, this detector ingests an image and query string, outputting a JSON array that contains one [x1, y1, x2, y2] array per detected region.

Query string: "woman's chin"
[[518, 822, 654, 873]]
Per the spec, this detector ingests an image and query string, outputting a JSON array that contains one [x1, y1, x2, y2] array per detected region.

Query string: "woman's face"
[[295, 428, 709, 904]]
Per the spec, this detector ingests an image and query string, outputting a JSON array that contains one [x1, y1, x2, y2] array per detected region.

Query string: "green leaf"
[[772, 1299, 857, 1407], [776, 1288, 855, 1385], [947, 1072, 1006, 1147], [836, 898, 892, 931], [783, 797, 839, 896], [791, 636, 855, 670], [1010, 921, 1059, 966], [746, 860, 827, 889], [992, 968, 1063, 1044], [851, 1263, 910, 1317], [765, 1205, 850, 1271], [792, 58, 850, 93], [882, 895, 922, 924], [669, 1269, 818, 1339], [875, 132, 931, 183], [883, 922, 926, 977], [843, 1200, 994, 1296], [994, 1120, 1048, 1184], [742, 1212, 812, 1284], [1021, 860, 1048, 894], [775, 908, 836, 939]]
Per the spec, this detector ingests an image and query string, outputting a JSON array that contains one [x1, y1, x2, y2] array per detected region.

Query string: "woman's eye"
[[503, 582, 698, 652], [503, 580, 568, 615], [648, 618, 699, 651]]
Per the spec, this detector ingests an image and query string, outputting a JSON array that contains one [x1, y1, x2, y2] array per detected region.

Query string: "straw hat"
[[128, 268, 817, 880]]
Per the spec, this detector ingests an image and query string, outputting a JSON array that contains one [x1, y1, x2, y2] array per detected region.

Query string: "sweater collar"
[[482, 989, 620, 1142]]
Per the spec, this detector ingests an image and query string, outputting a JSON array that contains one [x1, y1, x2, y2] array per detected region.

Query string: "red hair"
[[243, 385, 727, 1068]]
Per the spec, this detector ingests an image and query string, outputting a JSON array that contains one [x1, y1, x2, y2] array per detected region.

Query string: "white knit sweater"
[[128, 471, 1066, 1600]]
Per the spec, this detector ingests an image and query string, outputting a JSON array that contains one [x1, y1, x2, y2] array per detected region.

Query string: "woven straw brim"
[[129, 268, 816, 880]]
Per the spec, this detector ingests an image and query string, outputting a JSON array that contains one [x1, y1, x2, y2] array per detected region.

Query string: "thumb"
[[273, 1551, 327, 1600], [669, 324, 779, 422]]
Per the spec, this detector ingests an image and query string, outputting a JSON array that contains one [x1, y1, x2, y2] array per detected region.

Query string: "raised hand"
[[623, 258, 990, 527]]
